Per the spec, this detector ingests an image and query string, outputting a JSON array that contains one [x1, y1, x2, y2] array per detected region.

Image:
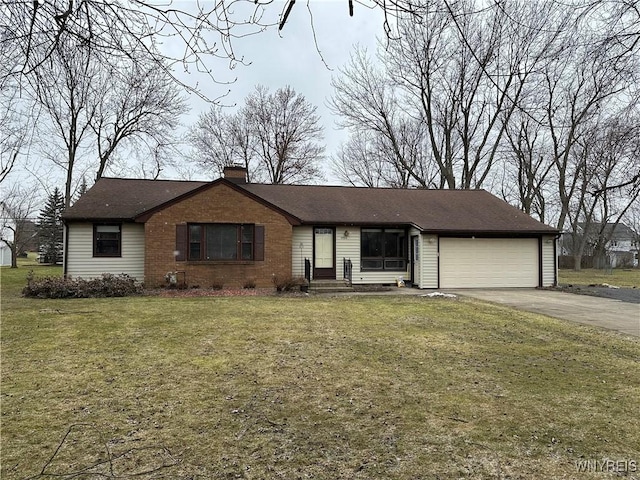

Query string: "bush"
[[272, 274, 307, 292], [23, 272, 143, 299]]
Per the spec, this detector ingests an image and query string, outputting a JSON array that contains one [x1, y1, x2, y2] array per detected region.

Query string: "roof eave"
[[63, 216, 135, 223], [423, 228, 560, 236]]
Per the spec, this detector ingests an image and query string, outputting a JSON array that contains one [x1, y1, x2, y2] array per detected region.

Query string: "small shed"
[[0, 245, 12, 266]]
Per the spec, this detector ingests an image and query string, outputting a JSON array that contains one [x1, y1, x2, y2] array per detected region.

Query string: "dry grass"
[[2, 265, 639, 479], [559, 268, 640, 288]]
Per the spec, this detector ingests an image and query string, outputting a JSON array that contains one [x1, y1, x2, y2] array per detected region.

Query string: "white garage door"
[[440, 238, 539, 288]]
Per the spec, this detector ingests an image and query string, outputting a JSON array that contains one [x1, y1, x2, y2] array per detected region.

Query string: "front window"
[[94, 224, 121, 257], [361, 228, 407, 270], [188, 224, 255, 261]]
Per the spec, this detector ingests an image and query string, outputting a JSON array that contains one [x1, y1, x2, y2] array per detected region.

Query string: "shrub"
[[23, 273, 143, 299], [243, 277, 257, 289], [272, 275, 307, 292]]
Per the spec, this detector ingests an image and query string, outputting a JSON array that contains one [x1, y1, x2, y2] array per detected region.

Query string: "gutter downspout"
[[554, 233, 561, 287], [63, 222, 69, 278]]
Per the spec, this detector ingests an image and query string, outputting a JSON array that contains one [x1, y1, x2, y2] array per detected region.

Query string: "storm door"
[[313, 227, 335, 279]]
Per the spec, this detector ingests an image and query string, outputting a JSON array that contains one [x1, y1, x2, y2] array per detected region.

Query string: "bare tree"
[[2, 1, 274, 89], [332, 1, 572, 190], [500, 113, 555, 223], [90, 61, 188, 181], [188, 106, 258, 181], [0, 183, 39, 268], [28, 40, 98, 209], [245, 85, 324, 184], [0, 79, 38, 184], [4, 0, 638, 97], [332, 130, 411, 188], [1, 0, 402, 94], [26, 39, 187, 208], [330, 47, 438, 188], [190, 85, 325, 184], [562, 112, 640, 270], [541, 25, 638, 232]]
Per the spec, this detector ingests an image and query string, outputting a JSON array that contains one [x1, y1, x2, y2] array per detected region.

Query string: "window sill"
[[360, 269, 408, 272]]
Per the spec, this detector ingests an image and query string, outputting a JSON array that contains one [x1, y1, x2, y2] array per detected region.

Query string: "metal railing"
[[343, 258, 353, 285], [304, 258, 311, 284]]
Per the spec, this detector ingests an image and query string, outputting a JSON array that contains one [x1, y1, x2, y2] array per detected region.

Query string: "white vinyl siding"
[[66, 222, 145, 280], [292, 226, 313, 278], [439, 238, 539, 288], [420, 234, 439, 289], [541, 235, 556, 287], [335, 227, 359, 280]]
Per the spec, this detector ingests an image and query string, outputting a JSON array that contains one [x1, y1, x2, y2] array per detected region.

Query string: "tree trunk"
[[572, 253, 582, 272], [10, 246, 18, 268]]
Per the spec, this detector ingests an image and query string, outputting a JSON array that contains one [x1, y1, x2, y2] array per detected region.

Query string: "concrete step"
[[308, 280, 354, 294]]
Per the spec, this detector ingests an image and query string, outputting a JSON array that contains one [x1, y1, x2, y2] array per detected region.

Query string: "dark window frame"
[[360, 227, 408, 271], [187, 223, 256, 261], [93, 223, 122, 257]]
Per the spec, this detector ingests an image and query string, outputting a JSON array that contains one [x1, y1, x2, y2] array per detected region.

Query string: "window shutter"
[[176, 224, 188, 261], [254, 225, 265, 261]]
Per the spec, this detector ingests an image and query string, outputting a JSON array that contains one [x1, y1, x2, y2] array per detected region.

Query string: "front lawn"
[[2, 267, 639, 479], [559, 268, 640, 288]]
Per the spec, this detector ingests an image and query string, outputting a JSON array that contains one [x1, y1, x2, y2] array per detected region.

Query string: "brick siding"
[[144, 183, 293, 288]]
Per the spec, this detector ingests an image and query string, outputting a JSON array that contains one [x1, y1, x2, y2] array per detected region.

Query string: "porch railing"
[[343, 258, 353, 285], [304, 258, 311, 284]]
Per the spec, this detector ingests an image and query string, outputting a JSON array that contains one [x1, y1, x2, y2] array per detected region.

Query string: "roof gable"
[[63, 178, 207, 221], [577, 222, 637, 240]]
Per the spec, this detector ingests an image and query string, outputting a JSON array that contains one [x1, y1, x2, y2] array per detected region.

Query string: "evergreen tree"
[[37, 188, 65, 264], [74, 176, 88, 204]]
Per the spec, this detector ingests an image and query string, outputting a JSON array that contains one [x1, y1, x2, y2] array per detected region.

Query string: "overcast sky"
[[7, 2, 387, 196], [175, 1, 386, 183]]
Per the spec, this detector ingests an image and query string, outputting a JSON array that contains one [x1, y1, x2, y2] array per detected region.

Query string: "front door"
[[313, 227, 335, 279]]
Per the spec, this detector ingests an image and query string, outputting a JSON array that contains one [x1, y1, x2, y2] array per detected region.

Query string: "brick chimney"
[[223, 166, 248, 184]]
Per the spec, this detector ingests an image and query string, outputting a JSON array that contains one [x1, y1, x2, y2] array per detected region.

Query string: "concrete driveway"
[[448, 289, 640, 337]]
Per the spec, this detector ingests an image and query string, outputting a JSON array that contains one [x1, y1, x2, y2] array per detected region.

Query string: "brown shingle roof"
[[63, 178, 558, 234], [242, 184, 557, 233], [63, 178, 206, 220]]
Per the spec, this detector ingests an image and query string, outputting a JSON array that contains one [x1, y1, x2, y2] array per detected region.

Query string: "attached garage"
[[439, 237, 539, 288]]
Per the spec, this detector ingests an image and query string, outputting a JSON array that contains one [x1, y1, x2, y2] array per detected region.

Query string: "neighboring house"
[[21, 220, 40, 253], [0, 244, 11, 266], [560, 222, 639, 268], [62, 167, 560, 289]]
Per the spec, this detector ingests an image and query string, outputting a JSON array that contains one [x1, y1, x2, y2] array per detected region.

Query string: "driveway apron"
[[447, 289, 640, 337]]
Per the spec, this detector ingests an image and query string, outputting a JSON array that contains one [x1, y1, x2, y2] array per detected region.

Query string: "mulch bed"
[[149, 288, 307, 298]]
